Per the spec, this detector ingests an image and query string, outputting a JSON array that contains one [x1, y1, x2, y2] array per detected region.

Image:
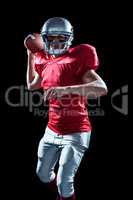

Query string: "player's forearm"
[[26, 53, 35, 86], [67, 80, 108, 97]]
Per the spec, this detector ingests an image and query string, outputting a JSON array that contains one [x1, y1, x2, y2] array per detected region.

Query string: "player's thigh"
[[57, 144, 86, 180], [38, 138, 54, 158]]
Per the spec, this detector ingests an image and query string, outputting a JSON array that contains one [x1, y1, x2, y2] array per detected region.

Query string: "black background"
[[2, 3, 128, 200]]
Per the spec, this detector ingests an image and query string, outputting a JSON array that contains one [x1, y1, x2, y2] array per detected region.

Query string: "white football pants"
[[36, 126, 91, 198]]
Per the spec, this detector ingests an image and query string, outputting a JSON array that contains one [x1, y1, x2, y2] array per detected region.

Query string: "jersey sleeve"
[[75, 44, 99, 77]]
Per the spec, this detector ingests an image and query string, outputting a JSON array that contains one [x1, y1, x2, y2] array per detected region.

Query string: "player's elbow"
[[99, 84, 108, 96], [104, 86, 108, 95], [98, 79, 108, 95], [27, 83, 36, 91], [27, 83, 33, 91], [101, 87, 108, 96]]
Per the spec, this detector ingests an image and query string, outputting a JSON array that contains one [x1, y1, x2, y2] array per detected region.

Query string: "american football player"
[[26, 17, 108, 200]]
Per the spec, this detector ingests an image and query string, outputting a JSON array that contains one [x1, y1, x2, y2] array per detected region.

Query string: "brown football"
[[24, 33, 44, 53]]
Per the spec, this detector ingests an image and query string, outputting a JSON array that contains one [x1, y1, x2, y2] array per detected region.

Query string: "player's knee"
[[36, 165, 48, 183], [36, 163, 55, 183], [36, 169, 50, 183], [36, 166, 44, 182]]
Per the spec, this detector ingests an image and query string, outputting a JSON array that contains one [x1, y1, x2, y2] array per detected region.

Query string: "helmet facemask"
[[41, 33, 73, 56], [41, 17, 74, 56]]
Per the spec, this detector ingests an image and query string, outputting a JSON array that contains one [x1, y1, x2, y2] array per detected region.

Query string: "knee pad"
[[36, 168, 55, 183], [36, 158, 55, 183]]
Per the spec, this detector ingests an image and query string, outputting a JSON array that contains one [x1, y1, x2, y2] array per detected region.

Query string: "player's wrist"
[[27, 53, 35, 63]]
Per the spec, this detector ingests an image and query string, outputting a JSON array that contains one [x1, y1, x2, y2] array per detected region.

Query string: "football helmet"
[[41, 17, 74, 56]]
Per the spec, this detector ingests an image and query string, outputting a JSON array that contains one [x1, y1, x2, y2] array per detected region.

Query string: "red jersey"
[[34, 44, 99, 135]]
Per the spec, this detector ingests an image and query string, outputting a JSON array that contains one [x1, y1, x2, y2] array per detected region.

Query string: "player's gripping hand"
[[24, 33, 44, 53], [43, 87, 70, 101]]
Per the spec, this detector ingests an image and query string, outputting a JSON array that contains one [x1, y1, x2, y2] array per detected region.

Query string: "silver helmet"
[[41, 17, 74, 55]]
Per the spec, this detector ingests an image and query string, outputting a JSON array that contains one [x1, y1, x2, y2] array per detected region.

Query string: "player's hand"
[[24, 33, 44, 53], [43, 88, 57, 101], [25, 34, 36, 40], [25, 35, 36, 56], [43, 87, 68, 101]]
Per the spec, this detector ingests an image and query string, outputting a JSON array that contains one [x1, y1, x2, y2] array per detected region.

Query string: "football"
[[24, 33, 44, 53]]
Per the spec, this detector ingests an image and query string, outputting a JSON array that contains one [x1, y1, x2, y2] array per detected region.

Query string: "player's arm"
[[66, 69, 108, 97], [69, 69, 108, 97], [26, 50, 42, 90], [45, 69, 108, 100]]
